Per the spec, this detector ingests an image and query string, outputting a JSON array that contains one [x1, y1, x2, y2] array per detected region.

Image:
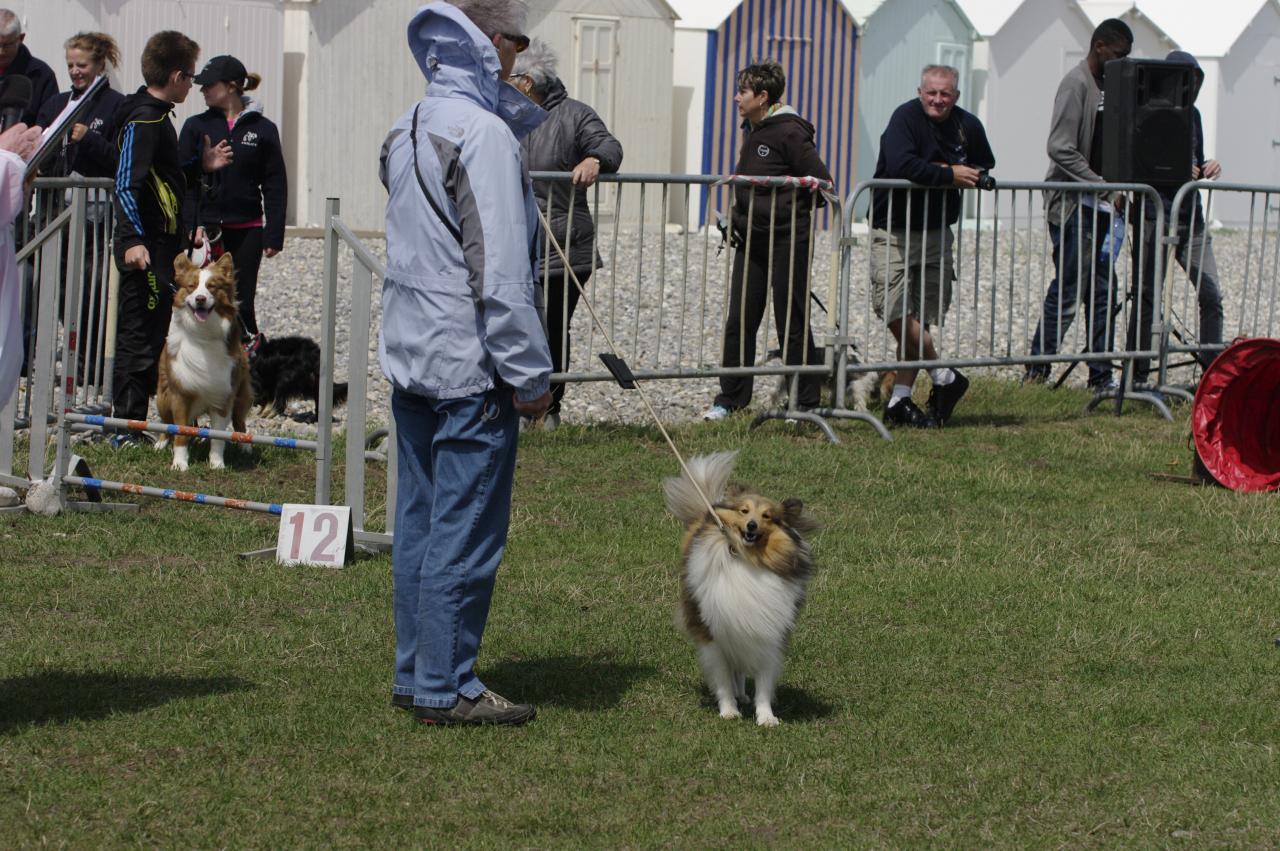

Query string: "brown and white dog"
[[154, 253, 252, 471], [663, 452, 817, 726]]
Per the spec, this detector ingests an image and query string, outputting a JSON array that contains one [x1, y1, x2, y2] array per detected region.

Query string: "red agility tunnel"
[[1191, 337, 1280, 492]]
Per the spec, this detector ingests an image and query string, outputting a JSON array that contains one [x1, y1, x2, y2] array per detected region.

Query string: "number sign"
[[276, 504, 354, 567]]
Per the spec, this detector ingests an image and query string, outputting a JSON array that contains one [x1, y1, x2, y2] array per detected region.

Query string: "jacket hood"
[[746, 104, 815, 138], [116, 87, 173, 123], [541, 77, 569, 110], [406, 2, 545, 140], [239, 96, 265, 120], [1165, 50, 1205, 101], [211, 96, 266, 127]]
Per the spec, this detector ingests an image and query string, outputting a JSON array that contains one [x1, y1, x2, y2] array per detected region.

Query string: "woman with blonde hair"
[[34, 32, 126, 388], [179, 54, 287, 346], [36, 31, 125, 178]]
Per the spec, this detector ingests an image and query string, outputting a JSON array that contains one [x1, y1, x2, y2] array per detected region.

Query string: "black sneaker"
[[926, 371, 969, 426], [884, 398, 938, 429], [391, 693, 414, 711], [413, 690, 536, 726]]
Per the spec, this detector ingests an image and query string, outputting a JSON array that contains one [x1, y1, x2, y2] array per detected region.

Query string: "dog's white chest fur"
[[167, 337, 236, 415], [685, 535, 803, 667]]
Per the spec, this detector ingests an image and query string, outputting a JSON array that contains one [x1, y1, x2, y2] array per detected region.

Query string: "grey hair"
[[511, 38, 557, 97], [0, 9, 21, 39], [920, 64, 960, 92], [445, 0, 527, 40]]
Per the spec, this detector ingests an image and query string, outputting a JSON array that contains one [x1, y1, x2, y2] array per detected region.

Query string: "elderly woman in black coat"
[[510, 39, 623, 430]]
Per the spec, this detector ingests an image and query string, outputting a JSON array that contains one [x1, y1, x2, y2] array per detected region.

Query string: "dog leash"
[[532, 205, 728, 536]]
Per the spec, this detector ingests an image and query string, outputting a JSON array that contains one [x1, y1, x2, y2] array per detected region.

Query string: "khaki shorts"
[[869, 227, 955, 325]]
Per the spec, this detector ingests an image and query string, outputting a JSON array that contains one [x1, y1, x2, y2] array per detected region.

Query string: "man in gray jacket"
[[1025, 19, 1132, 391], [380, 0, 551, 727]]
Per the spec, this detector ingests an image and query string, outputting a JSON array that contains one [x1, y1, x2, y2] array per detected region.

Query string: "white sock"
[[888, 384, 912, 407], [930, 367, 955, 386]]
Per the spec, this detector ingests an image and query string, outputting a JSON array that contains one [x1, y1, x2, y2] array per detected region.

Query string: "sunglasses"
[[501, 33, 530, 53]]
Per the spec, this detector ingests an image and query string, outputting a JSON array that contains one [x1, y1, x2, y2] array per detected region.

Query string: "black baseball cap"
[[193, 55, 247, 86]]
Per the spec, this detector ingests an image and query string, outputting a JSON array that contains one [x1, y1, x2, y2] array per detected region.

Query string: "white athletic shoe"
[[701, 404, 731, 422]]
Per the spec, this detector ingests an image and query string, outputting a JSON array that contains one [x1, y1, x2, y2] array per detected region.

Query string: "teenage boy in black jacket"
[[0, 10, 59, 126], [109, 31, 232, 444], [702, 59, 833, 421], [869, 64, 994, 428]]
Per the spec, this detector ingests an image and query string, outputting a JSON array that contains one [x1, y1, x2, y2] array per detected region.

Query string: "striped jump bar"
[[62, 475, 283, 515], [66, 413, 317, 451]]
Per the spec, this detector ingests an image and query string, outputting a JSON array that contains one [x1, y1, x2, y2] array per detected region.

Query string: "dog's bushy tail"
[[663, 451, 737, 526]]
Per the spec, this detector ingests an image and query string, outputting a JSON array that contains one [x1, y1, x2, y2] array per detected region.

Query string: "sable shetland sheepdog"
[[663, 452, 818, 726], [154, 253, 252, 471]]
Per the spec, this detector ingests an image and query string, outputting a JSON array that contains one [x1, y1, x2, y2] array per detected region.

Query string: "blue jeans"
[[390, 386, 519, 708], [1029, 206, 1121, 386]]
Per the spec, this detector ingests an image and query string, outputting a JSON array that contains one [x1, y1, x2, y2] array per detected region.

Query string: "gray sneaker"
[[414, 690, 536, 726]]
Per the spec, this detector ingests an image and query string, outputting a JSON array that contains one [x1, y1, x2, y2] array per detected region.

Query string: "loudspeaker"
[[1101, 58, 1195, 186]]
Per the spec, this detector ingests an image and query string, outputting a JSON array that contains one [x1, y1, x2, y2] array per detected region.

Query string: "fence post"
[[27, 215, 69, 482], [52, 188, 89, 492], [315, 198, 339, 506]]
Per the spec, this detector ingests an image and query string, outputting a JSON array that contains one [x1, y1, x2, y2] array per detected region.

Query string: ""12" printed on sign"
[[276, 504, 354, 567]]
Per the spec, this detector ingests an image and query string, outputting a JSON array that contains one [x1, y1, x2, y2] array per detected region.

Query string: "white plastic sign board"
[[276, 504, 354, 568]]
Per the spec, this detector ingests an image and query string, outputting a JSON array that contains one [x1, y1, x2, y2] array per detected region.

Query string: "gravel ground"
[[247, 220, 1271, 436]]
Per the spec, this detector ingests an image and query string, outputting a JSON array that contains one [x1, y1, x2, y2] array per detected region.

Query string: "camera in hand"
[[975, 169, 996, 191]]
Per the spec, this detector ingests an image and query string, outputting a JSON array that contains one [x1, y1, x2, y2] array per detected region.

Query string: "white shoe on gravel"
[[702, 404, 730, 422]]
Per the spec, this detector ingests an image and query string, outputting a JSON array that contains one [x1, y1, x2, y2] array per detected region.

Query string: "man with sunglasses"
[[379, 1, 551, 726], [109, 31, 232, 444]]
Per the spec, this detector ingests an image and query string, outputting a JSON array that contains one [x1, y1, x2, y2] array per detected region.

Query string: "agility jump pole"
[[65, 413, 319, 451], [60, 474, 283, 514]]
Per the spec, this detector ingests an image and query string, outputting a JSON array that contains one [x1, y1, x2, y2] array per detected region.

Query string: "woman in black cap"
[[178, 54, 287, 346]]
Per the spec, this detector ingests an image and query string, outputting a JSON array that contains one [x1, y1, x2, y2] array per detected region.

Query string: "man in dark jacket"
[[870, 64, 994, 428], [109, 30, 231, 444], [703, 59, 832, 421], [0, 10, 58, 126], [1126, 50, 1224, 386], [511, 38, 622, 430]]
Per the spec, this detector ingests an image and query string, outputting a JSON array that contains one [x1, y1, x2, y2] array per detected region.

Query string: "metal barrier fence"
[[822, 179, 1171, 438], [12, 172, 1280, 523], [1159, 181, 1280, 397], [334, 173, 850, 544], [4, 181, 341, 526], [2, 179, 116, 490]]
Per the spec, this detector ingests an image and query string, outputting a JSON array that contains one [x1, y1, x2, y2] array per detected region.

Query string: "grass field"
[[3, 380, 1279, 847]]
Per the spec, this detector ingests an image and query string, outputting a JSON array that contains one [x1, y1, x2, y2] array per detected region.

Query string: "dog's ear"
[[173, 253, 193, 275], [213, 252, 235, 274], [725, 482, 747, 498], [781, 498, 819, 534]]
